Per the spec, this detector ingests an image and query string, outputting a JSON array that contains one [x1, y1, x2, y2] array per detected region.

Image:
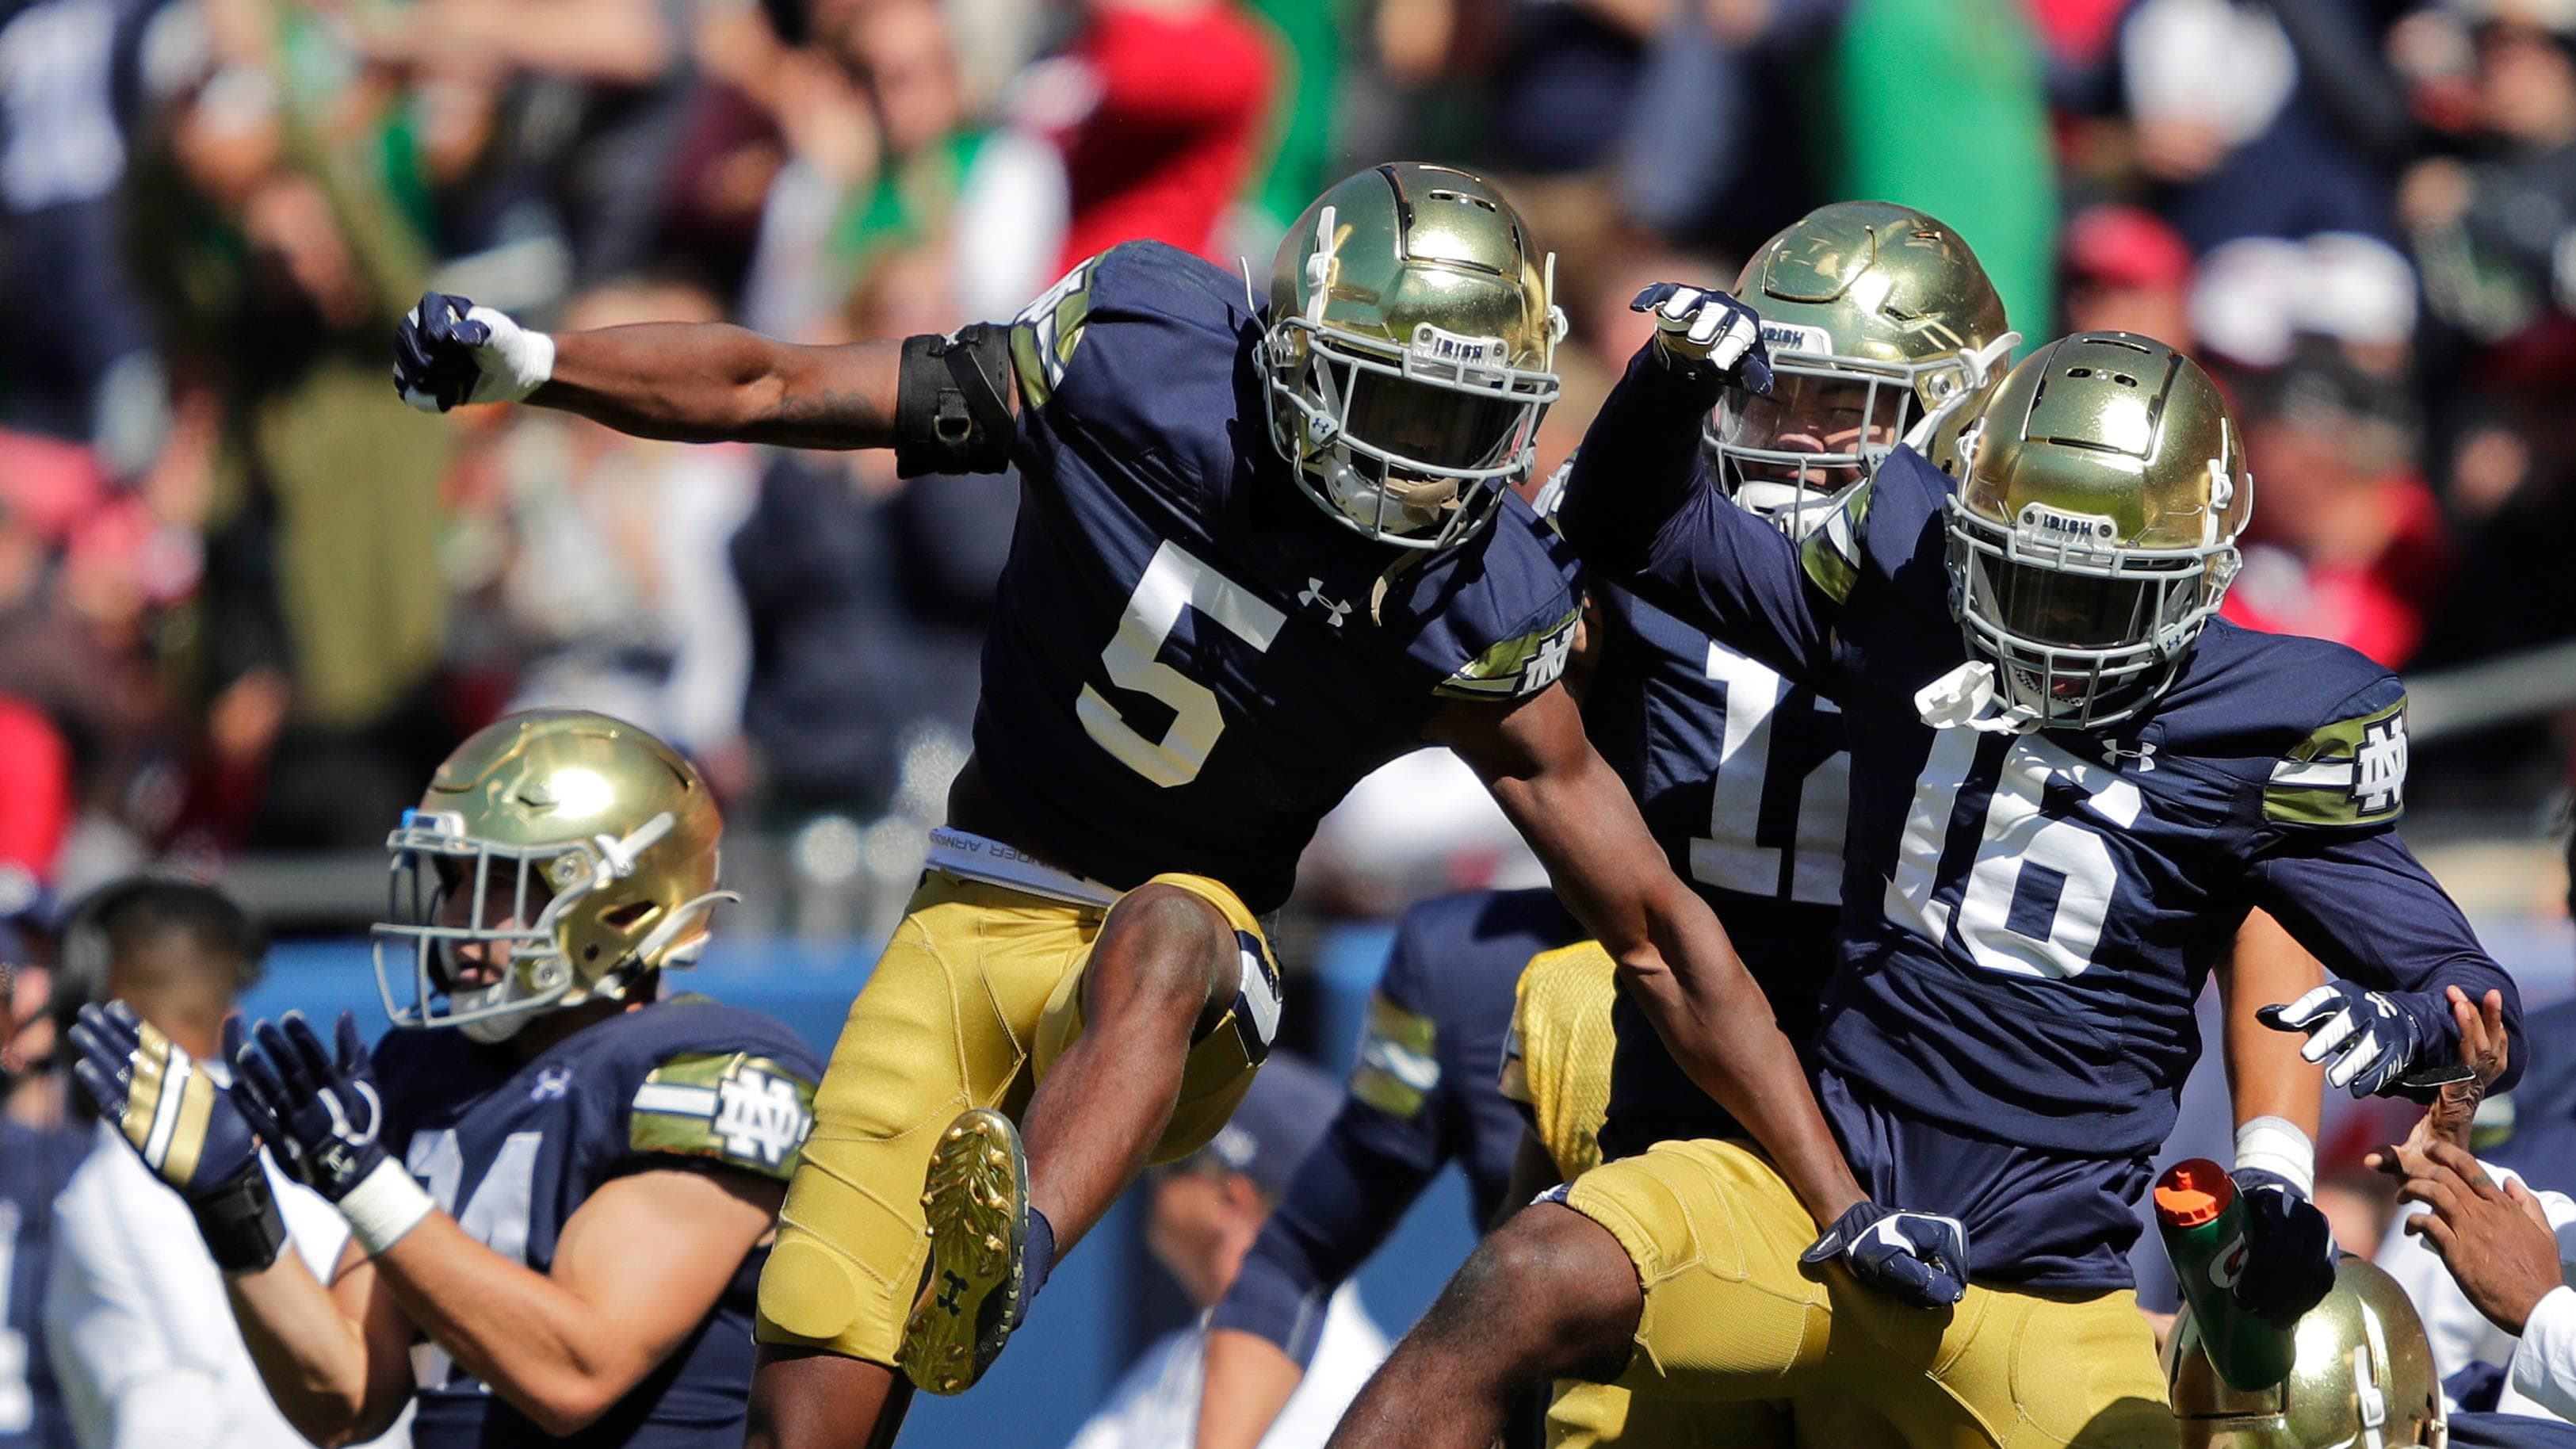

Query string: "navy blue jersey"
[[1210, 888, 1579, 1365], [1580, 580, 1844, 1159], [1558, 350, 2522, 1288], [0, 1119, 85, 1449], [978, 242, 1584, 913], [373, 1000, 821, 1448], [2451, 1413, 2576, 1449]]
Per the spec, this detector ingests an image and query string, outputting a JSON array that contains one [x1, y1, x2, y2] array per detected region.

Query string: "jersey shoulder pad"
[[1007, 241, 1253, 415], [1350, 988, 1440, 1122], [2253, 641, 2408, 832], [615, 1002, 822, 1180], [1416, 498, 1583, 702]]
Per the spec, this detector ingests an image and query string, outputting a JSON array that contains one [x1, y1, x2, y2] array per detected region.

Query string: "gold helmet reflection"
[[2167, 1258, 2446, 1449], [1946, 332, 2250, 732], [1712, 201, 2016, 537], [1265, 162, 1567, 550], [373, 709, 732, 1042]]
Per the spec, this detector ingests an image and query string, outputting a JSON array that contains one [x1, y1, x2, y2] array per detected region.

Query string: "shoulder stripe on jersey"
[[1435, 603, 1582, 702], [1351, 995, 1439, 1120], [1008, 258, 1099, 410], [1798, 480, 1871, 606], [629, 1051, 818, 1180], [2265, 696, 2408, 828]]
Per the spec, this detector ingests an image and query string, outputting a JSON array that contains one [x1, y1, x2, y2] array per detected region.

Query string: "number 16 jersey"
[[1561, 354, 2521, 1289]]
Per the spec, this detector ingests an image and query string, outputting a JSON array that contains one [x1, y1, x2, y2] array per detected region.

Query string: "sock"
[[1022, 1208, 1057, 1306]]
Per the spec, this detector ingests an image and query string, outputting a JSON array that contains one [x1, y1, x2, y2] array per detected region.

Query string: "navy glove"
[[231, 1011, 392, 1203], [2257, 982, 2469, 1099], [2230, 1168, 2337, 1329], [395, 291, 553, 413], [1800, 1201, 1969, 1309], [68, 1001, 286, 1271], [1630, 283, 1773, 395]]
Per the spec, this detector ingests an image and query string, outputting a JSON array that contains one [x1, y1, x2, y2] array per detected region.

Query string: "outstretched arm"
[[394, 291, 1022, 453], [1425, 686, 1861, 1228]]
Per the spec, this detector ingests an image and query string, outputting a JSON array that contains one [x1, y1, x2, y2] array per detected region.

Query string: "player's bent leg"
[[901, 873, 1271, 1394], [1328, 1202, 1643, 1449], [755, 874, 1095, 1428], [1926, 1286, 2172, 1449], [745, 1347, 912, 1449]]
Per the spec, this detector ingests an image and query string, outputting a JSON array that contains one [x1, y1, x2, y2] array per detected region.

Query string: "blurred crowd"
[[3, 0, 2576, 926]]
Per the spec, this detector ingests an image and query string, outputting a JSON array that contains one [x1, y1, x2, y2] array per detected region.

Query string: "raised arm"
[[1424, 686, 1859, 1227], [392, 291, 1019, 457]]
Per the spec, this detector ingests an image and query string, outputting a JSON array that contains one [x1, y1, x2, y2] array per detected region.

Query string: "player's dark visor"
[[1341, 369, 1526, 472], [1982, 564, 2159, 650]]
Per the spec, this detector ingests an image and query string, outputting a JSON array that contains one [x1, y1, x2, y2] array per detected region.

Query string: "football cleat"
[[898, 1108, 1030, 1395]]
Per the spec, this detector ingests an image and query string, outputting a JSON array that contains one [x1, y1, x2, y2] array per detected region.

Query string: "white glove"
[[1629, 282, 1773, 392]]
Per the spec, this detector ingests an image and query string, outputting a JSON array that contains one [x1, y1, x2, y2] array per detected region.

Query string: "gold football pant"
[[754, 870, 1275, 1365], [1565, 1138, 2175, 1449]]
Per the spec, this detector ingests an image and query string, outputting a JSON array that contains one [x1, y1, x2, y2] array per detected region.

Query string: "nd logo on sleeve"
[[2351, 714, 2406, 818], [632, 1054, 819, 1177]]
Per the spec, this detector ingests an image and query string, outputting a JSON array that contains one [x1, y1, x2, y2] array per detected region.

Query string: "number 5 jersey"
[[1559, 351, 2523, 1290], [980, 239, 1584, 916]]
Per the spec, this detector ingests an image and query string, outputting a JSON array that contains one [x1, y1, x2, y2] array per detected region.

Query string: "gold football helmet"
[[1264, 162, 1566, 550], [1947, 332, 2250, 732], [1714, 201, 2016, 537], [2167, 1257, 2446, 1449], [373, 709, 732, 1042]]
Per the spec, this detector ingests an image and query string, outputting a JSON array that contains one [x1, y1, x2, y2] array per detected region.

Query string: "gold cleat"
[[897, 1108, 1030, 1395]]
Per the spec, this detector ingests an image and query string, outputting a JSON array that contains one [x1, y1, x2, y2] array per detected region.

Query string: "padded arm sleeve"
[[1555, 345, 1836, 687]]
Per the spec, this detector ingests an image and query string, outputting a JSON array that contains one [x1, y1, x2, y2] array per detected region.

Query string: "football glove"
[[1800, 1200, 1969, 1309], [68, 1001, 287, 1271], [232, 1011, 433, 1255], [1630, 283, 1773, 395], [2231, 1167, 2337, 1329], [2257, 981, 2470, 1099], [395, 291, 555, 413]]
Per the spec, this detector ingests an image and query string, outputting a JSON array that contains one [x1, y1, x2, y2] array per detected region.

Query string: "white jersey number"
[[1688, 645, 1849, 906], [1885, 730, 2140, 979], [406, 1130, 542, 1390], [1079, 541, 1285, 788]]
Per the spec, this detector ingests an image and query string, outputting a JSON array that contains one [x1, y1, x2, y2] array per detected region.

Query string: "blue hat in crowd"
[[1196, 1053, 1342, 1198]]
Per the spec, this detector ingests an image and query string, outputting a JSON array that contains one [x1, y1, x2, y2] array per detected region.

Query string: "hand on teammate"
[[395, 291, 554, 413], [1630, 283, 1773, 396], [2257, 980, 2481, 1099], [1800, 1200, 1970, 1309]]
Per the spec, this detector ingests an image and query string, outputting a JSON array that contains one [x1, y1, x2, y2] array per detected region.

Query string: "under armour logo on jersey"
[[2352, 715, 2406, 816], [528, 1065, 573, 1101], [713, 1068, 812, 1168], [1298, 579, 1351, 628]]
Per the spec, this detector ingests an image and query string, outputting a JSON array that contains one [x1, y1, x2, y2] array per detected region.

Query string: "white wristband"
[[2234, 1115, 2316, 1197], [338, 1158, 435, 1257], [462, 305, 555, 404]]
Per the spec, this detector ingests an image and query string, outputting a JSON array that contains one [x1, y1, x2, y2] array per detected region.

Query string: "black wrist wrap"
[[193, 1168, 289, 1273], [895, 323, 1015, 478]]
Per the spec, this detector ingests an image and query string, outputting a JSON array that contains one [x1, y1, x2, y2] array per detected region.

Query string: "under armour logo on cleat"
[[936, 1270, 968, 1316], [1298, 579, 1351, 628]]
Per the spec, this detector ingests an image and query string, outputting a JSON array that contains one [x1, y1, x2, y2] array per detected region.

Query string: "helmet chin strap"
[[1914, 660, 2043, 735]]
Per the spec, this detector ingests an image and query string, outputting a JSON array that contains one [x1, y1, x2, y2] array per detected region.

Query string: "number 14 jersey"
[[1561, 356, 2521, 1287]]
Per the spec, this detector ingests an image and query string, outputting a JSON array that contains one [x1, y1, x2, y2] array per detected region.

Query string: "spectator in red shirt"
[[1026, 0, 1278, 269]]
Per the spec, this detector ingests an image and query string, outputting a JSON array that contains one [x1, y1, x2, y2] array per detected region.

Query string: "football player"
[[1321, 319, 2524, 1448], [70, 710, 825, 1448], [391, 162, 1922, 1448]]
